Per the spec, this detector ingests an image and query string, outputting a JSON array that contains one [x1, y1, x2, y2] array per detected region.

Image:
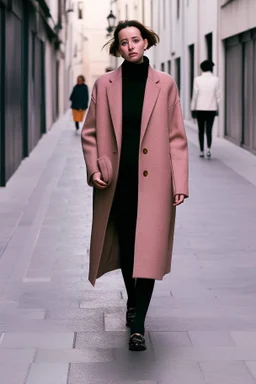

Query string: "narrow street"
[[0, 111, 256, 384]]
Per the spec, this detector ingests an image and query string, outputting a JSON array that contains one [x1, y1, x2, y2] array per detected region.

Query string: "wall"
[[221, 0, 256, 39], [64, 0, 111, 93], [0, 0, 67, 186], [152, 0, 219, 131], [220, 0, 256, 153]]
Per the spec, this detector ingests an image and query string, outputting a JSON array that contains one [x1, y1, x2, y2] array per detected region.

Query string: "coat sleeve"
[[216, 77, 221, 106], [168, 85, 189, 198], [81, 84, 100, 186], [190, 77, 198, 111], [69, 87, 74, 101]]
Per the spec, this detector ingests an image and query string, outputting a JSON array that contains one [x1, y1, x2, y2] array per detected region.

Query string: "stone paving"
[[0, 111, 256, 383]]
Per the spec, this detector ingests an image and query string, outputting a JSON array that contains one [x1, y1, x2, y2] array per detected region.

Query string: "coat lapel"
[[140, 66, 160, 145], [107, 68, 122, 152], [106, 64, 160, 151]]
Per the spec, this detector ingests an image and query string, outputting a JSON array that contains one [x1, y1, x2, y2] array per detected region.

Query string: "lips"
[[129, 53, 137, 57]]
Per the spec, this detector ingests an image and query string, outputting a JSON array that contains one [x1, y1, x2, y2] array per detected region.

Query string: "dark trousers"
[[111, 175, 155, 335], [196, 111, 216, 151]]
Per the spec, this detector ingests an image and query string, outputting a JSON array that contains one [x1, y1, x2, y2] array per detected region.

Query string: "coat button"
[[143, 170, 148, 177], [143, 148, 148, 154]]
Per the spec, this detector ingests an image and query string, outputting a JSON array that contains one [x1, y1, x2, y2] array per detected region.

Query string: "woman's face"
[[77, 77, 83, 84], [118, 27, 148, 64]]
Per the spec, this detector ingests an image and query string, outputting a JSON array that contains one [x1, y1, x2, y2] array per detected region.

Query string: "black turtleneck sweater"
[[119, 57, 149, 176], [112, 57, 149, 216]]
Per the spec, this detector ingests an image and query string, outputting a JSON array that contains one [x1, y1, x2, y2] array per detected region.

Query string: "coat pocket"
[[97, 156, 113, 185]]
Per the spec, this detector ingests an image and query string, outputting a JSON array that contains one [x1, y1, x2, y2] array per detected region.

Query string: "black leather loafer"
[[129, 333, 147, 351]]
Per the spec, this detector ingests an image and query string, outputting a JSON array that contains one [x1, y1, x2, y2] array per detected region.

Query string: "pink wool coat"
[[81, 63, 189, 286]]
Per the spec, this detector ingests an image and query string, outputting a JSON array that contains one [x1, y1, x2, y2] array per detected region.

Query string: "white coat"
[[191, 72, 220, 111]]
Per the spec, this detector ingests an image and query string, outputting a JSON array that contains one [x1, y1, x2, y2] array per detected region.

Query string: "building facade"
[[0, 0, 68, 186], [221, 0, 256, 153], [152, 0, 256, 155], [83, 0, 113, 88], [65, 0, 88, 97], [64, 0, 114, 92], [152, 0, 219, 131]]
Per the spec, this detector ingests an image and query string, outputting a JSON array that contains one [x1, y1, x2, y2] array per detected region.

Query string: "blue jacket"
[[70, 83, 89, 110]]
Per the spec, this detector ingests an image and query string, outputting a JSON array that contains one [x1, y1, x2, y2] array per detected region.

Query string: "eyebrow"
[[120, 36, 140, 42]]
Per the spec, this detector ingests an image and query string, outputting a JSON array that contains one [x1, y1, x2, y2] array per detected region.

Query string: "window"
[[205, 33, 213, 63], [175, 58, 181, 93], [177, 0, 180, 19], [58, 0, 62, 25], [66, 1, 74, 12], [78, 2, 83, 19], [167, 60, 171, 75], [161, 62, 165, 72], [188, 44, 194, 99], [0, 5, 5, 185], [74, 43, 77, 57]]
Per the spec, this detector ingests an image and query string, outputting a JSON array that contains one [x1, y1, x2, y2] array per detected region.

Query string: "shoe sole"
[[129, 344, 147, 351]]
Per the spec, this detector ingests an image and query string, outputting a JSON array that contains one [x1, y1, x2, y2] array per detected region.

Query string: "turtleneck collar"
[[122, 56, 149, 80]]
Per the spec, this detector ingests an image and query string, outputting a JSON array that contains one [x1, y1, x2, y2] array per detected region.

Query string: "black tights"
[[196, 111, 216, 151], [121, 254, 155, 336], [113, 207, 155, 336], [75, 122, 79, 130]]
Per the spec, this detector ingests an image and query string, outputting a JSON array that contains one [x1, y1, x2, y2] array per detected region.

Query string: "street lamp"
[[107, 10, 116, 33]]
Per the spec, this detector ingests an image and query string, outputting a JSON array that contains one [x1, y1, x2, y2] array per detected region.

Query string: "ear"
[[144, 39, 148, 51]]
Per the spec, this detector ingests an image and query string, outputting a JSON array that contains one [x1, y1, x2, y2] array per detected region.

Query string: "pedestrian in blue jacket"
[[70, 75, 89, 130]]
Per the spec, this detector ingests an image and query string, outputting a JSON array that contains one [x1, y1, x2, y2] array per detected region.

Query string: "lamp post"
[[106, 10, 116, 33], [106, 1, 117, 68]]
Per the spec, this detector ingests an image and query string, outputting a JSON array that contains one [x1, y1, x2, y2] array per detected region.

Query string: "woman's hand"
[[173, 194, 185, 206], [92, 172, 108, 189]]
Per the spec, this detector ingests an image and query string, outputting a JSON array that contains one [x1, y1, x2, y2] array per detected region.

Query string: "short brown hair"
[[103, 20, 160, 57], [77, 75, 85, 82]]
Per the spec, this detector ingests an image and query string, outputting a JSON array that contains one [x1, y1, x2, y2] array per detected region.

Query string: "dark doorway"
[[225, 29, 256, 154], [0, 4, 5, 186], [253, 36, 256, 152], [241, 34, 253, 150], [5, 8, 23, 183], [56, 60, 60, 117], [205, 32, 213, 63], [22, 0, 29, 158], [188, 44, 194, 99], [41, 41, 46, 134], [175, 57, 181, 93], [167, 60, 171, 75], [225, 36, 242, 145]]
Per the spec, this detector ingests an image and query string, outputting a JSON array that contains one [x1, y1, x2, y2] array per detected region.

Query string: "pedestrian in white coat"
[[191, 60, 220, 158]]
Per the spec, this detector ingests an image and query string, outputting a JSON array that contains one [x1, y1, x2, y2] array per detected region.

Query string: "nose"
[[128, 42, 134, 51]]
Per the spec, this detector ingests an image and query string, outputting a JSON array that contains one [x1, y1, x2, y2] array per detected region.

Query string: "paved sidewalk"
[[0, 111, 256, 384]]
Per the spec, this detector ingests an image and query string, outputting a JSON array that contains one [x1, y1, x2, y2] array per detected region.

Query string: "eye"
[[121, 41, 127, 46], [133, 39, 140, 43]]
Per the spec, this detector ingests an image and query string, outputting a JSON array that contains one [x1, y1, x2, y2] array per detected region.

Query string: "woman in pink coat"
[[81, 20, 189, 352]]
